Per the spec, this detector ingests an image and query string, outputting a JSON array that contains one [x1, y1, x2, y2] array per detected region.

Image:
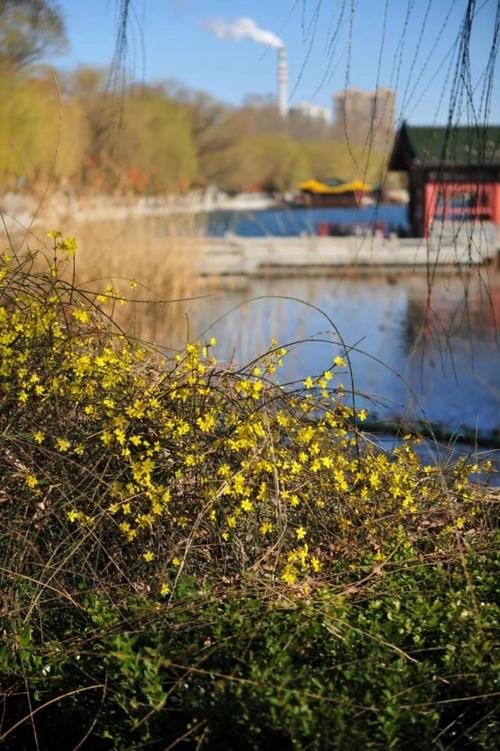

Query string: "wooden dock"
[[197, 227, 499, 276]]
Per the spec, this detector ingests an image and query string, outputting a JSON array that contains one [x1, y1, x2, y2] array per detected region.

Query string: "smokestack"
[[206, 17, 288, 116], [278, 47, 288, 118]]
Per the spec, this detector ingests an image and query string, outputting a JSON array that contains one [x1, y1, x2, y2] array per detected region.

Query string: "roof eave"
[[388, 122, 415, 171]]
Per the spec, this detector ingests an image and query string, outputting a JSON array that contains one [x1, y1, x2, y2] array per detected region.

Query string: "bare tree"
[[0, 0, 66, 70]]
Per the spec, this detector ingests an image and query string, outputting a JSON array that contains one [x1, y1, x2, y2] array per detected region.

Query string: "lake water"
[[185, 271, 499, 436], [205, 204, 409, 237], [166, 207, 499, 476]]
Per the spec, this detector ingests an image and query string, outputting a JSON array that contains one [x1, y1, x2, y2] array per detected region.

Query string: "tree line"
[[0, 0, 390, 195]]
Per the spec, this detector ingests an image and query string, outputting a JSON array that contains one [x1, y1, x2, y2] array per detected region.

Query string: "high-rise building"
[[333, 87, 395, 145]]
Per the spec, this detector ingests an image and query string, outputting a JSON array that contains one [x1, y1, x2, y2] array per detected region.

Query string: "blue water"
[[167, 204, 499, 480], [205, 204, 408, 237], [183, 273, 499, 481], [188, 273, 499, 434]]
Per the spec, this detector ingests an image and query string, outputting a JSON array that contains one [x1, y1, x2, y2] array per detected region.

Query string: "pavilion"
[[389, 122, 500, 237]]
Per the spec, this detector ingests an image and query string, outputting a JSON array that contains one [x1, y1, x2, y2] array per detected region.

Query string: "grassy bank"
[[0, 237, 498, 749]]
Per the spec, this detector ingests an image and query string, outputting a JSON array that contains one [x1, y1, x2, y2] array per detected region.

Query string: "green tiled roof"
[[404, 124, 500, 166], [389, 122, 500, 169]]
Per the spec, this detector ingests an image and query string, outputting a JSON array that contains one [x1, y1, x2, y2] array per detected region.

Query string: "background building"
[[288, 101, 331, 140], [333, 87, 396, 147], [289, 101, 330, 124]]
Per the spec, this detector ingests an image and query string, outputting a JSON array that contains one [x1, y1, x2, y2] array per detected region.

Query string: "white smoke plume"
[[206, 17, 283, 49]]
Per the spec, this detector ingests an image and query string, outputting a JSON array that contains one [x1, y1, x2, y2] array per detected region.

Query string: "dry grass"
[[69, 214, 205, 346], [3, 209, 208, 346]]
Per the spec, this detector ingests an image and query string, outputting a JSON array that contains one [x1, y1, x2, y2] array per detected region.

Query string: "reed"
[[71, 213, 205, 345], [4, 208, 207, 345]]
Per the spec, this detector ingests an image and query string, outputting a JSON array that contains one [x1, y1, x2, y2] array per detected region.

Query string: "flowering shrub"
[[0, 238, 497, 749], [0, 238, 485, 590]]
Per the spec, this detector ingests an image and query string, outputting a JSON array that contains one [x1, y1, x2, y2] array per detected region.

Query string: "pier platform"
[[197, 227, 499, 276]]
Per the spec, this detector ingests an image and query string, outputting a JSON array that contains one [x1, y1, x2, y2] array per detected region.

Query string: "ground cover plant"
[[0, 236, 498, 750]]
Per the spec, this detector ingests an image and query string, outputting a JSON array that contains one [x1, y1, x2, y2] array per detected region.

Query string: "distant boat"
[[290, 178, 373, 207]]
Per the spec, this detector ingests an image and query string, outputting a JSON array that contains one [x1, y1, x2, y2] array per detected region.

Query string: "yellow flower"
[[172, 557, 181, 567], [310, 458, 321, 473], [25, 474, 38, 489], [196, 413, 216, 432], [304, 376, 314, 389], [260, 522, 274, 535], [334, 356, 346, 367], [143, 551, 155, 562], [59, 236, 77, 256], [241, 499, 254, 512], [33, 431, 45, 444], [160, 583, 171, 596], [56, 437, 71, 452], [296, 526, 307, 540], [233, 474, 245, 493], [100, 431, 112, 446], [114, 428, 126, 445], [72, 309, 89, 324], [358, 409, 367, 421], [281, 568, 297, 585], [311, 556, 322, 572], [217, 464, 231, 477]]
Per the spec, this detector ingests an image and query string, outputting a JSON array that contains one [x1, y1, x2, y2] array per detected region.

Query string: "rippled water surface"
[[175, 269, 499, 438]]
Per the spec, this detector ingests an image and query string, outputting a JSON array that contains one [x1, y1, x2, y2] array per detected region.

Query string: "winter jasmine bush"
[[0, 237, 498, 749]]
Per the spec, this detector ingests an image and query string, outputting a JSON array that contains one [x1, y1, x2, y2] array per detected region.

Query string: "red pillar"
[[492, 183, 500, 225], [424, 182, 438, 238]]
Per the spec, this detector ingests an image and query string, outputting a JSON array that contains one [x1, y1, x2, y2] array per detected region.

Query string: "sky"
[[51, 0, 499, 125]]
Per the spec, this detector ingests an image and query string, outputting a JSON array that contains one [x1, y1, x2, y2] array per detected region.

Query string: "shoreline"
[[197, 233, 499, 275]]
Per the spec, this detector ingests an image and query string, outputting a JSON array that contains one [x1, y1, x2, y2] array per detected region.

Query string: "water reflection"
[[174, 269, 499, 435]]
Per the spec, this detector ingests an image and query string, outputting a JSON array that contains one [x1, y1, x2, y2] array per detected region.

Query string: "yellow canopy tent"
[[297, 178, 372, 194]]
